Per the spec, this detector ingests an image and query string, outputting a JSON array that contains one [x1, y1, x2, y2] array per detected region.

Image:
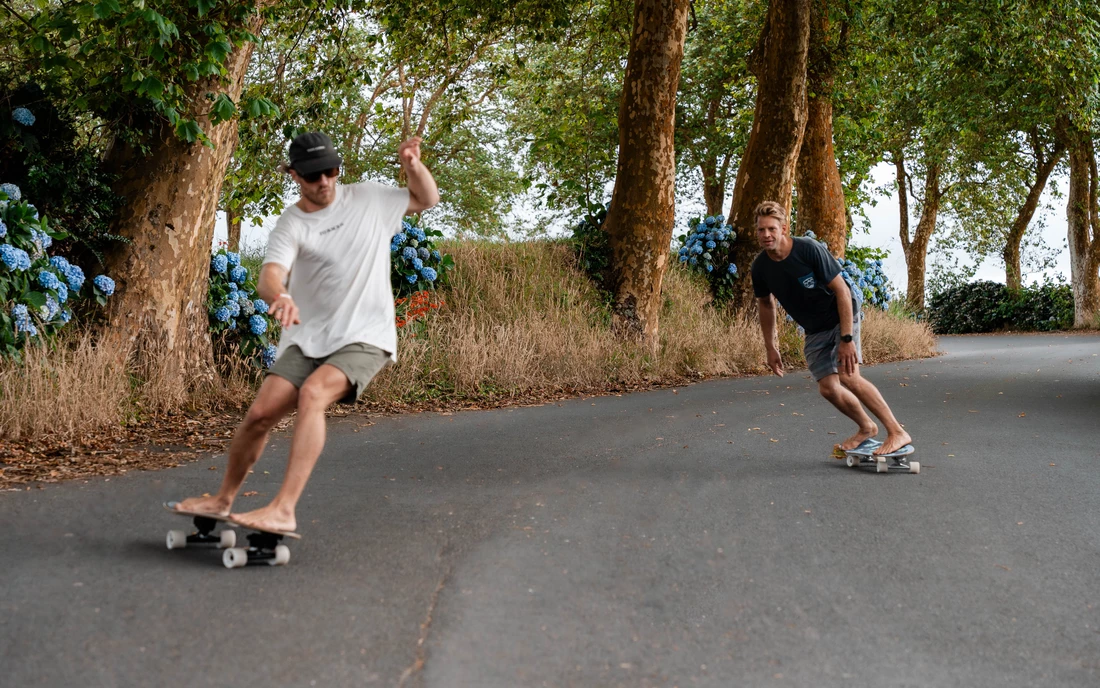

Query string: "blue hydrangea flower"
[[705, 216, 716, 227], [0, 183, 21, 201], [49, 255, 69, 271], [238, 297, 255, 317], [679, 254, 689, 262], [93, 275, 115, 296], [57, 283, 68, 304], [691, 245, 703, 255], [0, 219, 6, 239], [431, 250, 441, 261], [805, 230, 817, 239], [261, 344, 277, 368], [226, 251, 241, 267], [211, 254, 228, 274], [214, 306, 231, 323], [1, 244, 31, 271], [31, 229, 51, 250], [12, 304, 36, 335], [417, 247, 430, 259], [393, 232, 408, 245], [402, 247, 417, 260], [706, 264, 713, 272], [253, 298, 268, 314], [38, 270, 61, 291], [405, 274, 417, 283], [63, 264, 85, 291], [230, 265, 248, 284], [689, 257, 698, 266], [225, 300, 240, 317], [410, 227, 426, 241], [421, 267, 437, 282], [412, 258, 424, 270], [12, 107, 35, 126], [41, 295, 59, 320], [60, 309, 72, 324], [248, 314, 267, 335], [705, 241, 716, 249], [728, 263, 738, 276], [402, 219, 413, 232]]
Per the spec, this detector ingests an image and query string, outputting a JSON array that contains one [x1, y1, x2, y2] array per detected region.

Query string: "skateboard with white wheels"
[[837, 442, 920, 474], [163, 502, 300, 568]]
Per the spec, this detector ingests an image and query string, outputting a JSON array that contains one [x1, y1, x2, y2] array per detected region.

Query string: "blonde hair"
[[754, 200, 787, 224]]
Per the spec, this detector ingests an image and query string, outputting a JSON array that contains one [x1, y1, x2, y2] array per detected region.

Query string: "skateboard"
[[163, 502, 300, 568], [836, 441, 920, 474]]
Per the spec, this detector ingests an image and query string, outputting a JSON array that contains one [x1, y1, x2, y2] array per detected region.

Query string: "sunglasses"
[[298, 167, 340, 183]]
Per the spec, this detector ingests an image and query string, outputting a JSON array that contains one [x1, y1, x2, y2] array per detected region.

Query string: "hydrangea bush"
[[836, 244, 893, 310], [391, 216, 453, 297], [570, 203, 611, 283], [927, 280, 1073, 334], [207, 247, 278, 369], [1, 183, 114, 358], [675, 214, 740, 301]]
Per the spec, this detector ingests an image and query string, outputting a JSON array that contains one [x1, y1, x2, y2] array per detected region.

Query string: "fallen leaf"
[[242, 490, 258, 497], [1018, 413, 1026, 417]]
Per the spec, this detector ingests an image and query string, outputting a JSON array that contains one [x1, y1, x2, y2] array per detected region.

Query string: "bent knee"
[[243, 403, 286, 432], [297, 380, 346, 411]]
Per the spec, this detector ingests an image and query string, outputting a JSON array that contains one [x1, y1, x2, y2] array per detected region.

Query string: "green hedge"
[[927, 280, 1073, 334]]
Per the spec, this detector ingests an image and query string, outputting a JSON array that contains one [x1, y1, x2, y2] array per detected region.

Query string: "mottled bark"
[[699, 99, 730, 215], [794, 0, 846, 257], [101, 17, 261, 382], [902, 162, 941, 313], [604, 0, 690, 344], [725, 0, 811, 310], [1002, 133, 1064, 290], [1061, 125, 1100, 328]]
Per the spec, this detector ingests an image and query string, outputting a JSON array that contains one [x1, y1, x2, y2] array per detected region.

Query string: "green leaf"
[[93, 0, 121, 20], [210, 93, 237, 124], [24, 292, 47, 309], [196, 0, 217, 18], [175, 119, 202, 143], [205, 40, 231, 63]]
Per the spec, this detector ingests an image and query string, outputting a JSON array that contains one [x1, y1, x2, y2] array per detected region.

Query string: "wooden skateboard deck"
[[163, 501, 300, 568]]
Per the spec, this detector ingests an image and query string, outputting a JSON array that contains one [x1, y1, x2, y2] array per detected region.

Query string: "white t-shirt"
[[263, 181, 410, 361]]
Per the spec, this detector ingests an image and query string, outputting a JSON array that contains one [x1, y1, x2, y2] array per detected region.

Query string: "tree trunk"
[[725, 0, 812, 310], [794, 0, 846, 257], [603, 0, 690, 344], [1063, 128, 1100, 328], [226, 205, 242, 253], [1002, 140, 1063, 290], [700, 156, 725, 215], [903, 162, 941, 313], [100, 20, 261, 385]]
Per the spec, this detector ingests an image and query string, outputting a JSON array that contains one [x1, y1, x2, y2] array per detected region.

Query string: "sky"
[[213, 161, 1072, 300]]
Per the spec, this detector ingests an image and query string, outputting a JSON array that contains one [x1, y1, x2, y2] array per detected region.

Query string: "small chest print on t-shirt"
[[318, 222, 345, 236], [799, 273, 816, 289]]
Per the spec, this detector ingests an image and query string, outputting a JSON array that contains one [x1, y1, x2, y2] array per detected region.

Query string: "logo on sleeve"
[[799, 273, 816, 289]]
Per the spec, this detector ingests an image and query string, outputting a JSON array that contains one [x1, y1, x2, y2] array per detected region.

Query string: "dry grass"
[[364, 240, 936, 405], [1, 240, 937, 443]]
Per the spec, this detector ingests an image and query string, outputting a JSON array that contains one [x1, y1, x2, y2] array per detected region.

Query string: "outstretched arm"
[[398, 137, 440, 214]]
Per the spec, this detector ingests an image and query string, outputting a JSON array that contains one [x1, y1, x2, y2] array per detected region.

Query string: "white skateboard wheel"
[[876, 461, 888, 473], [166, 530, 187, 550], [845, 455, 857, 468], [270, 545, 291, 566], [219, 529, 237, 549], [909, 461, 921, 474], [223, 547, 248, 569]]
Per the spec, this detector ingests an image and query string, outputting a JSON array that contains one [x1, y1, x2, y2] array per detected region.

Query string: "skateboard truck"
[[166, 515, 237, 550], [222, 531, 291, 568]]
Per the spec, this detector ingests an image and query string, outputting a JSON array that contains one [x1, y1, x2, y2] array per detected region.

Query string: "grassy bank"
[[0, 240, 936, 483]]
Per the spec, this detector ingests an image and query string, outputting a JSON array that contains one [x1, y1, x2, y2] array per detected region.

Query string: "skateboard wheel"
[[876, 461, 888, 473], [845, 454, 857, 468], [166, 530, 187, 550], [270, 545, 291, 566], [219, 529, 237, 549], [909, 461, 920, 474], [223, 547, 248, 569]]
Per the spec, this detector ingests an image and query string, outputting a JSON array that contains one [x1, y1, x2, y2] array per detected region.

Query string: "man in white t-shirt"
[[173, 132, 439, 533]]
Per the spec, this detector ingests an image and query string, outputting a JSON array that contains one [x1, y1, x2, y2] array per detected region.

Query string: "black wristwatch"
[[840, 334, 854, 343]]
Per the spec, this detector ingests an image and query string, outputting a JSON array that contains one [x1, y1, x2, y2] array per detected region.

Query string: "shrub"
[[838, 244, 893, 310], [674, 214, 741, 303], [926, 280, 1073, 334], [207, 247, 278, 369], [570, 202, 611, 287], [391, 216, 453, 297], [1, 183, 114, 359]]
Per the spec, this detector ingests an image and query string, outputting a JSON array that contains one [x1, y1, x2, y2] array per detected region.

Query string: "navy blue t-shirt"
[[751, 237, 843, 334]]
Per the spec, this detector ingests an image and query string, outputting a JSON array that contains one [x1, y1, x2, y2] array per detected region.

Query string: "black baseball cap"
[[287, 132, 342, 175]]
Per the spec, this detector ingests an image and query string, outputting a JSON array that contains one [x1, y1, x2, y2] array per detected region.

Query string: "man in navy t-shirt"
[[751, 200, 912, 456]]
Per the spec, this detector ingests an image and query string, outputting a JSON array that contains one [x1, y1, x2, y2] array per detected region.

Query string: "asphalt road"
[[2, 333, 1098, 687]]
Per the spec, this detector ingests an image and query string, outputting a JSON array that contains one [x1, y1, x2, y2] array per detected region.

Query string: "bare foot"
[[874, 430, 913, 455], [838, 423, 879, 451], [174, 495, 232, 517], [231, 504, 297, 534]]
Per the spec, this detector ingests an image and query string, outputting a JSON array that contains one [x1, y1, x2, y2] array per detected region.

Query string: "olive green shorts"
[[267, 342, 391, 404]]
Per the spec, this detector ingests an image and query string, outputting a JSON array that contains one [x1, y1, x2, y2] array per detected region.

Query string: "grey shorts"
[[267, 342, 391, 404], [804, 314, 862, 382]]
